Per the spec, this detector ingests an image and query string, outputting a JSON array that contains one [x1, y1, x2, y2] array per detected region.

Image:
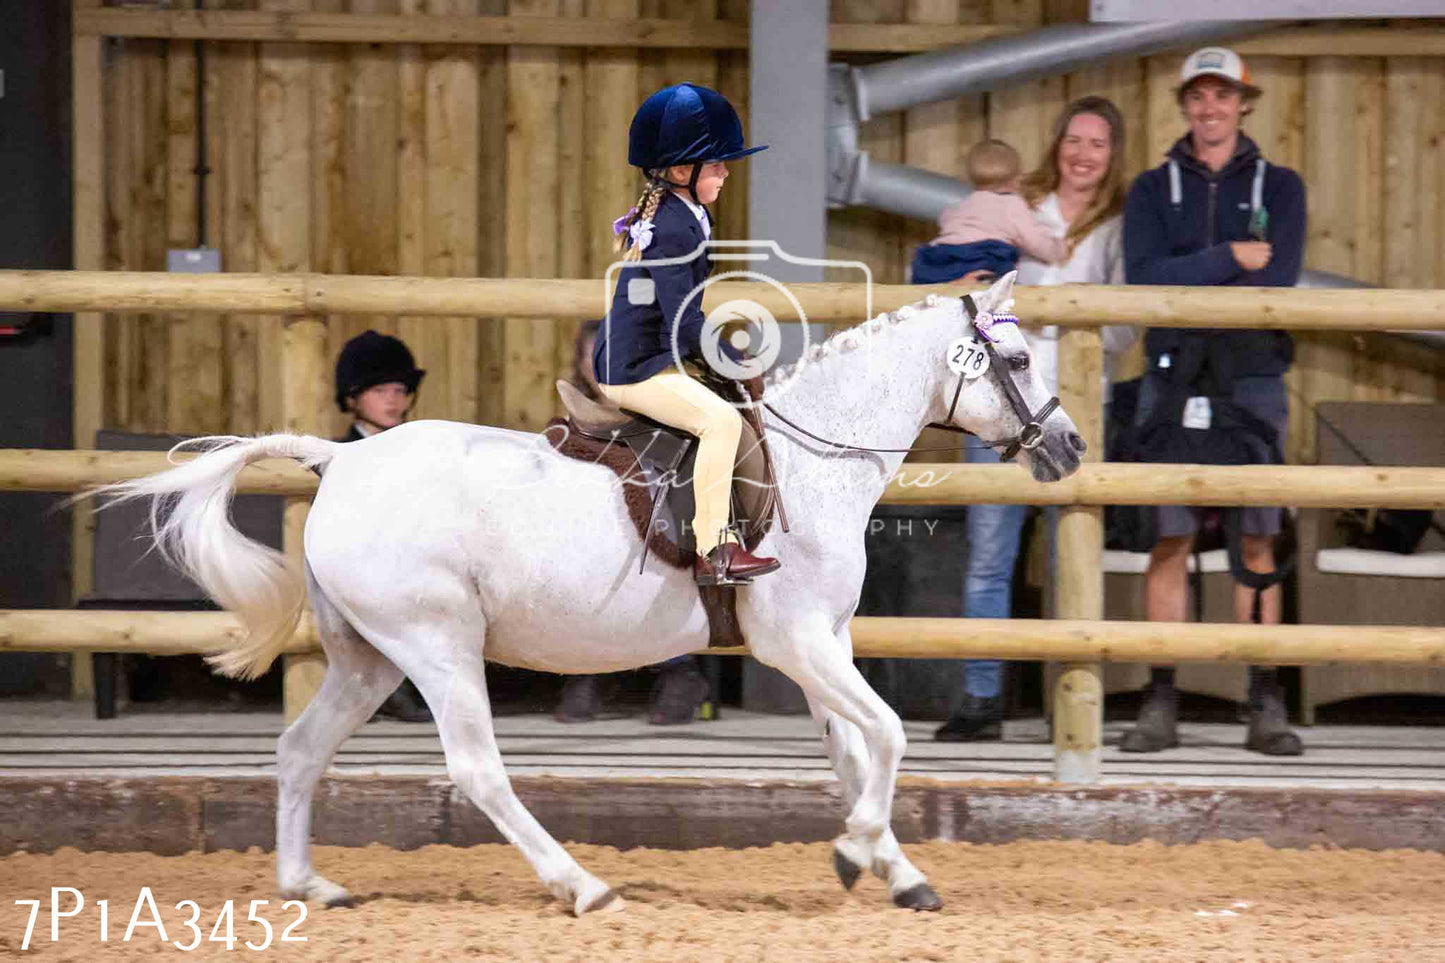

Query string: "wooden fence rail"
[[71, 8, 1445, 58], [4, 610, 1443, 666], [5, 450, 1445, 509], [4, 270, 1445, 329]]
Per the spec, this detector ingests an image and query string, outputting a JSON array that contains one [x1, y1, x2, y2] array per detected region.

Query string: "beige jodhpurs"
[[599, 370, 742, 554]]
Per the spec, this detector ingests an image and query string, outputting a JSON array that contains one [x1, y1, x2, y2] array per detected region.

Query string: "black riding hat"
[[334, 330, 425, 412]]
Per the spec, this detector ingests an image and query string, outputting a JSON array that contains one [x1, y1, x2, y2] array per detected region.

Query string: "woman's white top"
[[1014, 193, 1137, 400]]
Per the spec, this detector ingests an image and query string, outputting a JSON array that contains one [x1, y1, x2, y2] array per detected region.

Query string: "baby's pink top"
[[932, 190, 1067, 264]]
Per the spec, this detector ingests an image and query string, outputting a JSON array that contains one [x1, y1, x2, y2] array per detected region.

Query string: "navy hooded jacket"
[[1124, 133, 1306, 378], [595, 192, 713, 386]]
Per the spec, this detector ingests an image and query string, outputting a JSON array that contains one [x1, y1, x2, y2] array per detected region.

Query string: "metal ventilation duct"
[[849, 21, 1275, 123]]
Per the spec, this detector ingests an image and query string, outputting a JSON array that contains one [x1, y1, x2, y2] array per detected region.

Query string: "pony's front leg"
[[751, 615, 941, 911], [807, 696, 937, 910]]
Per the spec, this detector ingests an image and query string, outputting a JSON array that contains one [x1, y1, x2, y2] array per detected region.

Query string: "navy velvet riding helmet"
[[334, 330, 426, 412], [628, 83, 768, 171]]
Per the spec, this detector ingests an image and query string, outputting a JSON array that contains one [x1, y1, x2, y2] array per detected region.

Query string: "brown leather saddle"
[[544, 372, 788, 648]]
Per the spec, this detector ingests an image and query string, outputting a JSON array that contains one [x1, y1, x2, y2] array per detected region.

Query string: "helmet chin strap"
[[685, 162, 702, 205], [649, 165, 703, 206]]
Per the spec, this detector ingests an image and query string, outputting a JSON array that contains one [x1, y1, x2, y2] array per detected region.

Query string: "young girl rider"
[[593, 83, 779, 587]]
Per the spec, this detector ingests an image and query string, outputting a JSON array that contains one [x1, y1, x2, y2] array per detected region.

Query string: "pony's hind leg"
[[275, 565, 404, 907], [380, 612, 624, 917]]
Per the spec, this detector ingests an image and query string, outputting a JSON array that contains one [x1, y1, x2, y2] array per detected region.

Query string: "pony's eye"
[[1008, 355, 1030, 372]]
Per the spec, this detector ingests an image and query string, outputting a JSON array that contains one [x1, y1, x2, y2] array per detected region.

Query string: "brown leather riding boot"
[[694, 542, 780, 586]]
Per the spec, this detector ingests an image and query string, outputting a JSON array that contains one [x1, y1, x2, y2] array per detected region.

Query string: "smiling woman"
[[934, 94, 1139, 745]]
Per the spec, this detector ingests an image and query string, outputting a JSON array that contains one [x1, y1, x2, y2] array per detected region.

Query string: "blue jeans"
[[960, 445, 1028, 699]]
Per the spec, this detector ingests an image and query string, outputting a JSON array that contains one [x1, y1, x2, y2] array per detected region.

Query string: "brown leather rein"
[[761, 294, 1061, 461]]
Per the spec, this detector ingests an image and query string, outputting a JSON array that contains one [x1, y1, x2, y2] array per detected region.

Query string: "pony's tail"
[[86, 434, 340, 680]]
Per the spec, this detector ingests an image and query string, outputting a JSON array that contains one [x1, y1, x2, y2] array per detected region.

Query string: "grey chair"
[[1295, 402, 1445, 724]]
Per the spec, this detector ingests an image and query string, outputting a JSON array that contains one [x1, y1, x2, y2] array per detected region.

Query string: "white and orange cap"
[[1177, 47, 1262, 100]]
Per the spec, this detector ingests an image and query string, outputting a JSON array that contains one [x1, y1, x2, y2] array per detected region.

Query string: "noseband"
[[760, 294, 1062, 459]]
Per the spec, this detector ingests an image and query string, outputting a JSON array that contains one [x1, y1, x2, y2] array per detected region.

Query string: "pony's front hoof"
[[833, 849, 863, 891], [282, 876, 354, 908], [892, 882, 943, 912], [577, 888, 626, 916]]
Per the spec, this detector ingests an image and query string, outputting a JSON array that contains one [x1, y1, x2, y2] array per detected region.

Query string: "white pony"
[[100, 273, 1082, 916]]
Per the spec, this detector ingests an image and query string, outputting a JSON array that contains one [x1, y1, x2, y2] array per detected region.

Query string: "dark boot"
[[554, 675, 602, 723], [1245, 683, 1304, 756], [648, 661, 710, 726], [933, 694, 1004, 742], [371, 679, 432, 723], [694, 542, 780, 586], [1119, 681, 1179, 752]]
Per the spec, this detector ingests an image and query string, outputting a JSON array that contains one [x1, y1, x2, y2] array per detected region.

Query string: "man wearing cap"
[[1120, 47, 1307, 756]]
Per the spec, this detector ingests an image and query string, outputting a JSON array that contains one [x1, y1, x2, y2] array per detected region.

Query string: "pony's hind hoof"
[[892, 882, 943, 912], [833, 849, 863, 891], [324, 892, 355, 909], [578, 888, 626, 916]]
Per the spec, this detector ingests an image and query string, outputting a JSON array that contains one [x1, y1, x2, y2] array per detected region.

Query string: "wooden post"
[[474, 0, 508, 427], [426, 0, 481, 424], [259, 0, 319, 719], [312, 0, 350, 438], [165, 36, 226, 437], [281, 316, 330, 721], [219, 37, 261, 435], [1053, 327, 1103, 784], [397, 0, 433, 416], [70, 0, 106, 699], [505, 0, 562, 430]]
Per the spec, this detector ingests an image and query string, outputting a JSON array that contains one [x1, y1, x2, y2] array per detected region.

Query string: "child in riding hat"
[[333, 330, 433, 722], [335, 330, 426, 441], [594, 83, 779, 587]]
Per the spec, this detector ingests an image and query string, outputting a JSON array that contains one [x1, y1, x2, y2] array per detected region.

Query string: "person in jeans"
[[934, 97, 1138, 741], [1119, 46, 1307, 756]]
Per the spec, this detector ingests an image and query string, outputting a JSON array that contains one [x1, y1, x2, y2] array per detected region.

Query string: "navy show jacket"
[[594, 192, 714, 386], [1124, 133, 1307, 378]]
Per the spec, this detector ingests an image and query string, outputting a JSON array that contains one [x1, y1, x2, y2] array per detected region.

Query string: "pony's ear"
[[981, 270, 1017, 314]]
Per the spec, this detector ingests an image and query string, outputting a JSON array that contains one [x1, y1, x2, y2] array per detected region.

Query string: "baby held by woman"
[[912, 139, 1067, 284]]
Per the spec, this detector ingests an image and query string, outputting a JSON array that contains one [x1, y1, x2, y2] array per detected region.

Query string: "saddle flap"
[[556, 379, 632, 435], [732, 417, 776, 548]]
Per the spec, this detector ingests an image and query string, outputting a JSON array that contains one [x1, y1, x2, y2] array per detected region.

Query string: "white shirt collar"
[[672, 190, 711, 238]]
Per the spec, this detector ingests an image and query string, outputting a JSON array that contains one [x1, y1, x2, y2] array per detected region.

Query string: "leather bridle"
[[762, 294, 1062, 461]]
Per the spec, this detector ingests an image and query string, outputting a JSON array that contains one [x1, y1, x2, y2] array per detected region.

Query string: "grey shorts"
[[1136, 373, 1288, 539]]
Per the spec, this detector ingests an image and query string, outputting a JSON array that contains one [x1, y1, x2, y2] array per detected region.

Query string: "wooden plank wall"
[[90, 3, 1445, 463]]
